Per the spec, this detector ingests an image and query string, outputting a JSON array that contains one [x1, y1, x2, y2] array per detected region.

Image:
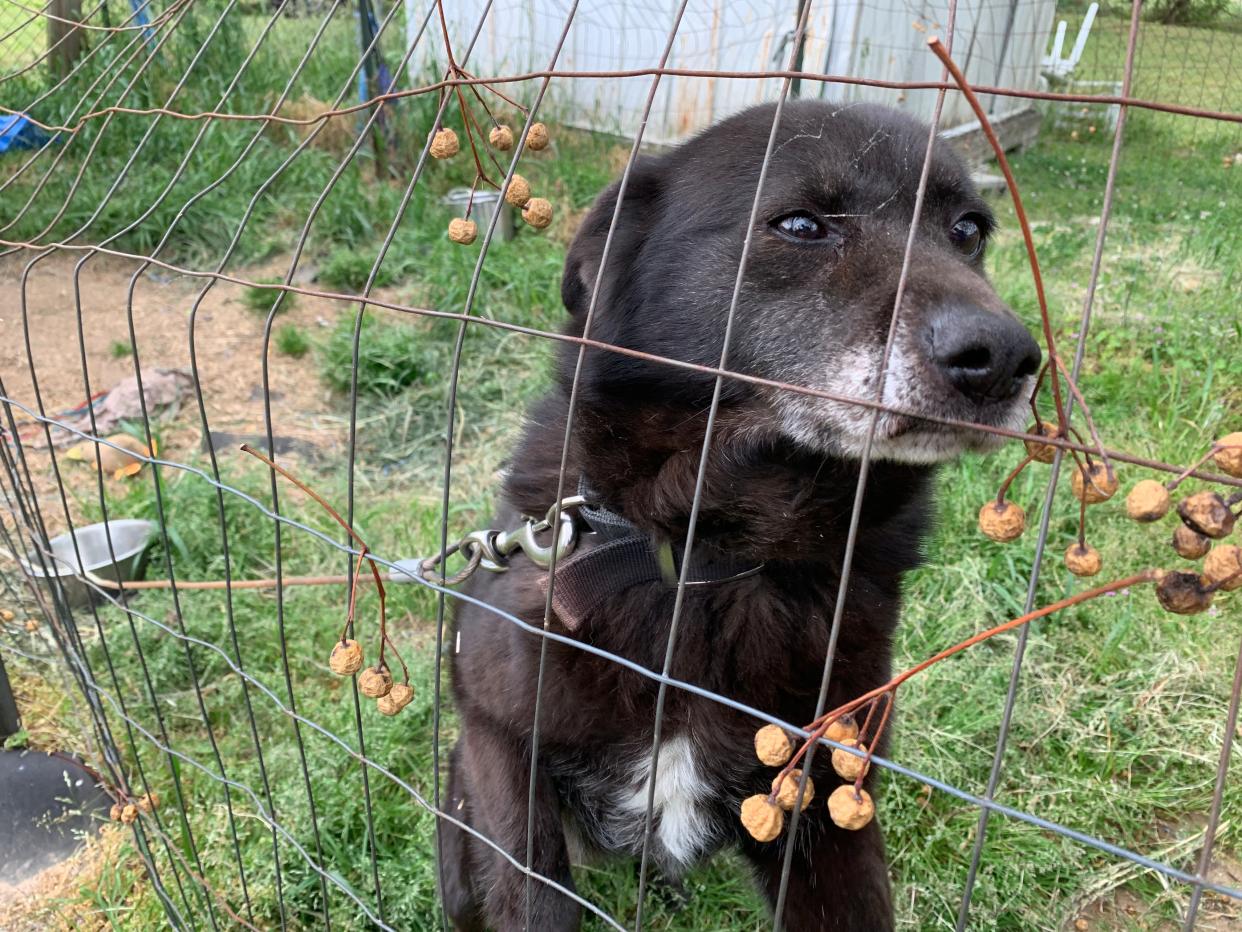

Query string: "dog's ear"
[[561, 158, 663, 317]]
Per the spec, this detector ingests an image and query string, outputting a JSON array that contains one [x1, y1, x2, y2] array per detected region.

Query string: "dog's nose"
[[929, 305, 1042, 404]]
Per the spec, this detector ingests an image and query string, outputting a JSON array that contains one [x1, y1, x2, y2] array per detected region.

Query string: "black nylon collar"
[[537, 480, 764, 631]]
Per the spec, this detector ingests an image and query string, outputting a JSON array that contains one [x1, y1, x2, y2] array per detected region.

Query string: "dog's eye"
[[949, 216, 985, 258], [772, 212, 829, 242]]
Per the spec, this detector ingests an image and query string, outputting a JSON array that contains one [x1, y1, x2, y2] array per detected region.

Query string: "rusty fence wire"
[[1, 0, 1241, 929]]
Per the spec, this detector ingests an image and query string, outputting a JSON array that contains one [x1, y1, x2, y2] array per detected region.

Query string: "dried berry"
[[1071, 462, 1118, 504], [1172, 525, 1211, 560], [0, 609, 14, 622], [1204, 545, 1242, 592], [754, 724, 793, 767], [526, 121, 550, 151], [1214, 432, 1242, 478], [1155, 571, 1214, 615], [522, 197, 553, 229], [824, 713, 859, 744], [1024, 422, 1059, 464], [120, 804, 138, 824], [978, 500, 1025, 542], [489, 125, 514, 150], [377, 683, 415, 716], [740, 793, 784, 842], [137, 792, 159, 813], [503, 173, 531, 208], [429, 127, 459, 159], [774, 770, 814, 811], [109, 802, 124, 822], [831, 739, 870, 781], [827, 785, 875, 831], [358, 665, 393, 698], [329, 639, 363, 676], [1177, 490, 1236, 540], [448, 218, 478, 245], [24, 618, 38, 632], [1064, 543, 1102, 578], [1126, 479, 1171, 522]]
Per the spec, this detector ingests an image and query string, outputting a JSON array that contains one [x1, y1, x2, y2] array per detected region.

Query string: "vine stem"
[[1054, 356, 1112, 476], [927, 37, 1067, 432], [239, 444, 388, 662], [1167, 442, 1242, 492], [769, 571, 1157, 792], [995, 452, 1035, 505]]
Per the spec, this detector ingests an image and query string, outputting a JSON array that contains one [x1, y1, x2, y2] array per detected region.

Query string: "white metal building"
[[409, 0, 1059, 146]]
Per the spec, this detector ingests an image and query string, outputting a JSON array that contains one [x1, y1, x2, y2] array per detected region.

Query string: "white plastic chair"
[[1042, 3, 1099, 80]]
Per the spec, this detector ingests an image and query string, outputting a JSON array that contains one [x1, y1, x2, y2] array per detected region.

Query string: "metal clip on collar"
[[470, 495, 586, 572]]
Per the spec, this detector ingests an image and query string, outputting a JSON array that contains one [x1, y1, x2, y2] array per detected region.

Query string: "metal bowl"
[[442, 188, 515, 242], [21, 519, 155, 608]]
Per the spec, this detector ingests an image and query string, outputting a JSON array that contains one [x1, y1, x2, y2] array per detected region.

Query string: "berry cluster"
[[240, 445, 414, 718], [980, 429, 1242, 615], [109, 791, 158, 824], [741, 705, 890, 842], [737, 431, 1239, 845], [432, 118, 556, 244], [424, 7, 555, 247]]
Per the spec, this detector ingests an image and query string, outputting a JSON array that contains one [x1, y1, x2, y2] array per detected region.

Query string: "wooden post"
[[47, 0, 85, 78]]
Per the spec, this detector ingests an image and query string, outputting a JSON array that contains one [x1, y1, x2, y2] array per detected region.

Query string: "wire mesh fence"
[[1, 0, 1241, 929]]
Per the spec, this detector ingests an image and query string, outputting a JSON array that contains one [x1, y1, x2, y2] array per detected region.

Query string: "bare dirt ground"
[[0, 250, 355, 535]]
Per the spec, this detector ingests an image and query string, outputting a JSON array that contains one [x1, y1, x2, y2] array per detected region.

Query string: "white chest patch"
[[614, 735, 713, 866]]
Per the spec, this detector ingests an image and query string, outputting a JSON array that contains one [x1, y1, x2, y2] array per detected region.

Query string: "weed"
[[319, 247, 396, 292], [109, 340, 133, 359], [274, 323, 311, 358], [242, 277, 296, 316], [319, 313, 430, 396]]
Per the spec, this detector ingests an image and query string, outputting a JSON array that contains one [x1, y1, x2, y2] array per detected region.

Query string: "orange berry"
[[831, 739, 870, 781], [358, 665, 393, 698], [1071, 462, 1117, 504], [979, 500, 1025, 542], [448, 218, 478, 245], [1126, 480, 1170, 522], [740, 794, 784, 842], [754, 724, 793, 767], [526, 122, 550, 151], [329, 639, 363, 676], [429, 127, 459, 159], [827, 785, 874, 831], [1065, 543, 1102, 578], [774, 770, 814, 812], [377, 683, 415, 716]]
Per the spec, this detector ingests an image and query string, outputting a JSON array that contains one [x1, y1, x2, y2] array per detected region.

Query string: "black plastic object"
[[0, 750, 112, 884]]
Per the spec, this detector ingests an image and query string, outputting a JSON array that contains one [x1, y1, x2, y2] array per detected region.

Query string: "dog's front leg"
[[458, 719, 581, 932], [744, 811, 893, 932]]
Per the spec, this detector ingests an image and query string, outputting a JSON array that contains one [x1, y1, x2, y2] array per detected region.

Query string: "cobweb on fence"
[[1, 0, 1241, 929]]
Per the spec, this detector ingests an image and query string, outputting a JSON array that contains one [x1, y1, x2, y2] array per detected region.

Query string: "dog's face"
[[561, 100, 1041, 464]]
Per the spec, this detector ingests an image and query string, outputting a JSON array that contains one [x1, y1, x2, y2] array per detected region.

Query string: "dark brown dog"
[[439, 100, 1040, 931]]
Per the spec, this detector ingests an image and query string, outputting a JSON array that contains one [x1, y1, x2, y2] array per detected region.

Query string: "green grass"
[[275, 322, 312, 358], [109, 339, 133, 358], [243, 276, 297, 315], [0, 2, 45, 71], [3, 6, 1242, 931]]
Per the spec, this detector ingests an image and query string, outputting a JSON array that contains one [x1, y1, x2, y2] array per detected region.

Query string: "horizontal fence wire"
[[1, 0, 1241, 929]]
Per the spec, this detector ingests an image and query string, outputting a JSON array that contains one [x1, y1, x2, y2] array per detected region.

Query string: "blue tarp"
[[0, 114, 53, 153]]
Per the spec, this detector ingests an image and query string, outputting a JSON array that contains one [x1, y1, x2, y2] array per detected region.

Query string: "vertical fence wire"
[[628, 1, 823, 924], [421, 2, 586, 927], [955, 2, 1145, 925], [253, 0, 415, 920], [524, 0, 692, 927]]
